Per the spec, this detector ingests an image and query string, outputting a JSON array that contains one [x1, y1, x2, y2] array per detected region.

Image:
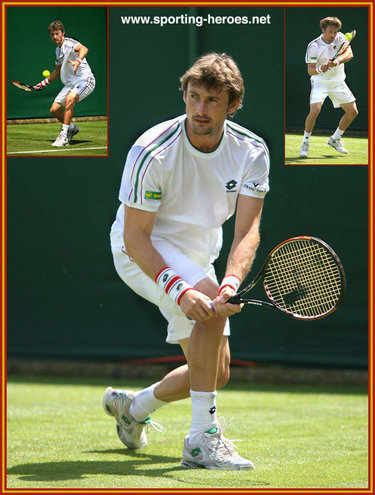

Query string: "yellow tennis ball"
[[345, 32, 352, 41], [42, 70, 50, 78]]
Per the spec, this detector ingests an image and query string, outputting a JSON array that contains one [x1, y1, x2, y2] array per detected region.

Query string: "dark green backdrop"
[[286, 6, 368, 132], [6, 7, 107, 118], [7, 6, 368, 368]]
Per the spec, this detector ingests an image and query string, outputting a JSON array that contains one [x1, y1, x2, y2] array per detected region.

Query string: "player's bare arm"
[[68, 43, 89, 73], [48, 65, 61, 82], [214, 195, 264, 314], [123, 206, 216, 322], [34, 64, 61, 90], [327, 46, 354, 68], [307, 62, 329, 76]]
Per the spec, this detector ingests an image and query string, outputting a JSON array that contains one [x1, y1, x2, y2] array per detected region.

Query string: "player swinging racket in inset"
[[299, 17, 358, 158], [35, 20, 96, 147]]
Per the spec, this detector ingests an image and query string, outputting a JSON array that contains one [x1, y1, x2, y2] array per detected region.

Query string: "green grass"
[[6, 120, 107, 156], [6, 376, 368, 490], [285, 133, 368, 165]]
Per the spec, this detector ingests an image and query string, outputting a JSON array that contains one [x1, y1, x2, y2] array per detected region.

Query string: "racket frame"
[[228, 236, 346, 320], [11, 80, 36, 91], [331, 30, 356, 61]]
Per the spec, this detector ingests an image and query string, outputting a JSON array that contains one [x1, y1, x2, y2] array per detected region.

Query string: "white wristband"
[[41, 77, 50, 87], [76, 57, 82, 64], [155, 267, 193, 305], [218, 275, 241, 295], [316, 65, 322, 74], [334, 59, 340, 66]]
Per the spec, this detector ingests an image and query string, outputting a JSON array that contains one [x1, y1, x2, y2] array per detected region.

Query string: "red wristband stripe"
[[177, 287, 193, 305], [218, 284, 237, 295], [165, 275, 181, 294], [155, 266, 170, 284], [155, 267, 193, 304]]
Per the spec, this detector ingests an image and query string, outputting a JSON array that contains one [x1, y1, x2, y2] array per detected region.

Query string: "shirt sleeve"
[[305, 41, 318, 64], [119, 145, 163, 212], [240, 140, 270, 198]]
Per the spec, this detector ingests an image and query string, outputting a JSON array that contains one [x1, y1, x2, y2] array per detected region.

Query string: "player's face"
[[184, 83, 239, 148], [322, 26, 339, 44], [49, 29, 65, 47]]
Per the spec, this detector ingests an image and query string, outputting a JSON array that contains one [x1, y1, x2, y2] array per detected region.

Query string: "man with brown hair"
[[103, 53, 270, 470], [35, 20, 95, 147], [299, 16, 358, 158]]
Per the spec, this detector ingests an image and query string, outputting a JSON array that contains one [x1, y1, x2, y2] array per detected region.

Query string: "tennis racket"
[[11, 80, 36, 91], [228, 236, 346, 320], [331, 30, 356, 61]]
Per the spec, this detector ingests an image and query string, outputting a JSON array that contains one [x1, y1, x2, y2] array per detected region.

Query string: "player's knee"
[[309, 107, 321, 118], [65, 99, 75, 111], [50, 105, 57, 116]]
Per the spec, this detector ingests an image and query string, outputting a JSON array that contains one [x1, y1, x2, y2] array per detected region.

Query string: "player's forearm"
[[77, 46, 88, 60], [49, 69, 60, 82], [123, 229, 166, 281], [337, 52, 354, 64], [224, 230, 260, 284]]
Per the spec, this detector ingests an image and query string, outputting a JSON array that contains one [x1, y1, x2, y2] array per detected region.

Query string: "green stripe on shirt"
[[133, 123, 181, 202]]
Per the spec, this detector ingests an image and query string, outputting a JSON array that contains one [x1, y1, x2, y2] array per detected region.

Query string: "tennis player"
[[35, 20, 96, 147], [104, 53, 270, 470], [299, 17, 358, 158]]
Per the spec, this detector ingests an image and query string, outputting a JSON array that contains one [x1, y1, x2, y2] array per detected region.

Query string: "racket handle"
[[227, 294, 242, 304]]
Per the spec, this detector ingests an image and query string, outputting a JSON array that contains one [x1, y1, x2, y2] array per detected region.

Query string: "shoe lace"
[[142, 418, 164, 433], [204, 417, 243, 461], [218, 416, 243, 453]]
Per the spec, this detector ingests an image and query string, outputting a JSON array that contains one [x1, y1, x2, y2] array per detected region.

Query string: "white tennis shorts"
[[54, 76, 96, 106], [110, 228, 230, 344], [310, 80, 355, 108]]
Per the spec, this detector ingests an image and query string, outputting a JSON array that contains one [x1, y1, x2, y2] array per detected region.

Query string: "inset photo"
[[285, 7, 368, 165], [6, 7, 108, 157]]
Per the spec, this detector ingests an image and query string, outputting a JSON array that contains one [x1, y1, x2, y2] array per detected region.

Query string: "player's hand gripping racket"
[[331, 30, 356, 62], [228, 236, 346, 320], [11, 80, 36, 91]]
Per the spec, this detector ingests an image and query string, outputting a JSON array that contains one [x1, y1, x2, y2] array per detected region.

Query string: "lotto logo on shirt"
[[225, 179, 238, 192]]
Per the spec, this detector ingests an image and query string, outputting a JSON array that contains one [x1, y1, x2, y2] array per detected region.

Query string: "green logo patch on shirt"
[[145, 191, 162, 200]]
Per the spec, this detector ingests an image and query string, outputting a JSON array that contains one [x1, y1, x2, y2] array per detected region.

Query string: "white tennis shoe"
[[181, 418, 254, 470], [67, 125, 80, 143], [103, 386, 163, 449], [52, 133, 69, 147], [327, 137, 348, 154], [299, 140, 309, 158]]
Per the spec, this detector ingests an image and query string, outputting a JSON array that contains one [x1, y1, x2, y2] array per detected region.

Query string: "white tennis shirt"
[[305, 32, 347, 85], [112, 115, 270, 265], [55, 37, 94, 86]]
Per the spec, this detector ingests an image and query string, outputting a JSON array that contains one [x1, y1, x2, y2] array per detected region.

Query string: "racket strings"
[[264, 239, 343, 318]]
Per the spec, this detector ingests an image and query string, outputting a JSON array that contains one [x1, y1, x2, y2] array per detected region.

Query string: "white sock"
[[61, 124, 69, 136], [129, 382, 167, 422], [332, 127, 344, 140], [303, 131, 311, 141], [189, 390, 219, 444]]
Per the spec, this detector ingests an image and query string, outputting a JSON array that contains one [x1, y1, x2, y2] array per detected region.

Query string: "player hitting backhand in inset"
[[103, 53, 270, 470], [35, 20, 96, 147], [299, 17, 358, 158]]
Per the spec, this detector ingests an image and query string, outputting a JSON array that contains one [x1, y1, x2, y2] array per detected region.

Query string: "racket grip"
[[227, 294, 242, 304]]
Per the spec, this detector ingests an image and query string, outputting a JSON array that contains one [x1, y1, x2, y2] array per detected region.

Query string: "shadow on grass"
[[285, 155, 340, 163], [7, 450, 269, 487]]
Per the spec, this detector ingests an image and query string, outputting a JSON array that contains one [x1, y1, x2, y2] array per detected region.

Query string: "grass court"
[[285, 133, 368, 165], [6, 120, 107, 156], [6, 375, 368, 490]]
